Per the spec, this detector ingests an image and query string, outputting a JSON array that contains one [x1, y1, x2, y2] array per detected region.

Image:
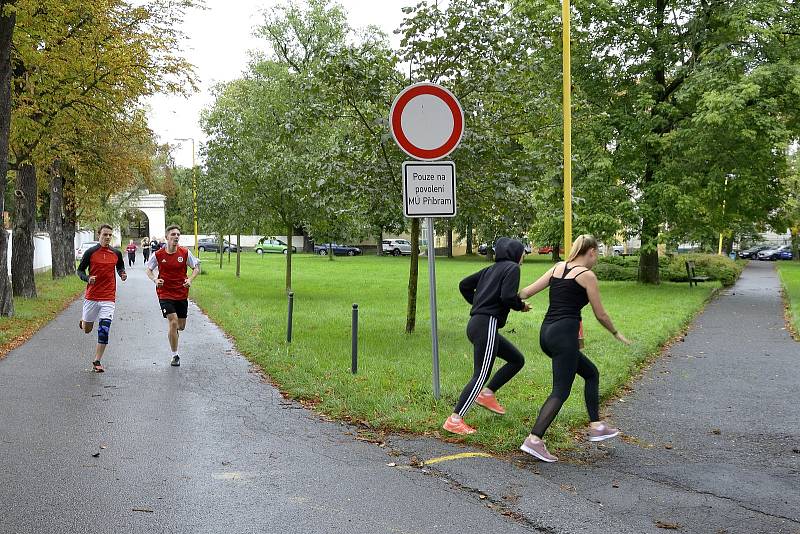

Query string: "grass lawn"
[[776, 261, 800, 336], [192, 252, 718, 452], [0, 271, 85, 356]]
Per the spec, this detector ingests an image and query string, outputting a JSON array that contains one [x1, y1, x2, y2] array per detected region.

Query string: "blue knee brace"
[[98, 318, 112, 345]]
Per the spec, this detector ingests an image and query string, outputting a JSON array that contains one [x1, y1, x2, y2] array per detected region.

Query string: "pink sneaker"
[[520, 435, 558, 462], [475, 391, 506, 415], [442, 416, 476, 435], [588, 422, 620, 442]]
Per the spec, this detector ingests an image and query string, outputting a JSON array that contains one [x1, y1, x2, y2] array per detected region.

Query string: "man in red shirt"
[[145, 225, 201, 367], [76, 224, 127, 372]]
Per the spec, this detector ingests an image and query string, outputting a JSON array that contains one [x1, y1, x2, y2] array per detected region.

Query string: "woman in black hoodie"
[[442, 237, 531, 435]]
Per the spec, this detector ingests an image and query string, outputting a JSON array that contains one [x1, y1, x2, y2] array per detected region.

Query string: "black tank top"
[[543, 263, 590, 323]]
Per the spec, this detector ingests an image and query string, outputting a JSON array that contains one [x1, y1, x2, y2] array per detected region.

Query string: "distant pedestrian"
[[125, 240, 137, 267], [76, 224, 127, 373], [141, 236, 150, 262], [145, 225, 201, 367], [442, 237, 531, 436], [518, 235, 631, 462], [150, 237, 159, 256]]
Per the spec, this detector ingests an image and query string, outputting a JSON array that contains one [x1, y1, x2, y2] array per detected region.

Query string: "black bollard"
[[287, 292, 294, 343], [351, 303, 358, 374]]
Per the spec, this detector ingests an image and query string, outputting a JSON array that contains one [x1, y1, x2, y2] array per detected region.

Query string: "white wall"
[[5, 231, 53, 275]]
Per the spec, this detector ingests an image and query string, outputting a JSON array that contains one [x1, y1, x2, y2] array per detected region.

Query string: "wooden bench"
[[685, 261, 710, 287]]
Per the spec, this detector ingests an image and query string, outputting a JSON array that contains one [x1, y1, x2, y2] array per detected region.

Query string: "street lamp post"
[[176, 138, 199, 256]]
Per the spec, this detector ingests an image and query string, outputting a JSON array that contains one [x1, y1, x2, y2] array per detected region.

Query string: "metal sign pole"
[[427, 217, 440, 400]]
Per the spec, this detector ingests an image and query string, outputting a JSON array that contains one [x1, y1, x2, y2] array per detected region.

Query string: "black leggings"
[[453, 314, 525, 417], [531, 318, 600, 437], [127, 252, 135, 266]]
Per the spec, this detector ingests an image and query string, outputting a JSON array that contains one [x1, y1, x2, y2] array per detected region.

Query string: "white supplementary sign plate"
[[402, 161, 456, 218]]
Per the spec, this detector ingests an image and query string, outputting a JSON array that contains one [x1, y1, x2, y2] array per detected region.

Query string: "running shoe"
[[170, 355, 180, 367], [475, 391, 506, 415], [520, 435, 558, 462], [588, 422, 620, 442], [78, 320, 84, 330], [92, 360, 105, 373], [442, 416, 476, 435]]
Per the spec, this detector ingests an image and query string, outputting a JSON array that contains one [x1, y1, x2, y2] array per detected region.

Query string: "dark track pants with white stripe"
[[454, 314, 525, 417]]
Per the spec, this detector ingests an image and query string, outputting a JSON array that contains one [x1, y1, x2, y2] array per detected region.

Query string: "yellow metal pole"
[[562, 0, 572, 258], [718, 175, 728, 255]]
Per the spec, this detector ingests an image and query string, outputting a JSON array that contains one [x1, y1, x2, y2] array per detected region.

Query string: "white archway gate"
[[121, 192, 166, 241]]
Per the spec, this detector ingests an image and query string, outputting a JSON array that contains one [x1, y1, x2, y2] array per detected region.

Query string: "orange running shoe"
[[92, 360, 104, 373], [442, 415, 476, 435], [476, 391, 506, 415]]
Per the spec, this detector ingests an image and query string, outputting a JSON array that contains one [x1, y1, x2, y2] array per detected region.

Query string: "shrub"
[[595, 253, 743, 286]]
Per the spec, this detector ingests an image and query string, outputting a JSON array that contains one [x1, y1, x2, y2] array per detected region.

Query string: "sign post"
[[390, 83, 463, 400]]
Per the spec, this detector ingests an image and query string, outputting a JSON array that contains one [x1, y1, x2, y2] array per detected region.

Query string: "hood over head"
[[493, 237, 525, 263]]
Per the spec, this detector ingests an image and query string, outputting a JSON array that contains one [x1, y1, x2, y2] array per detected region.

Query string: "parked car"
[[254, 237, 296, 255], [75, 241, 99, 260], [314, 243, 362, 256], [537, 245, 565, 255], [738, 245, 771, 259], [477, 242, 532, 256], [598, 244, 625, 256], [382, 239, 414, 256], [197, 237, 239, 253], [757, 245, 792, 261]]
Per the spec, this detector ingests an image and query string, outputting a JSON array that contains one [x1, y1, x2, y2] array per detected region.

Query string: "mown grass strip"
[[776, 261, 800, 338], [192, 252, 717, 452], [0, 272, 85, 358]]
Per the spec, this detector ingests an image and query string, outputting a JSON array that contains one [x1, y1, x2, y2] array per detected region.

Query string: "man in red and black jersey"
[[145, 225, 201, 367], [76, 224, 127, 372]]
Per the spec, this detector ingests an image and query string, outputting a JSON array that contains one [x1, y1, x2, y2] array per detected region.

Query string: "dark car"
[[478, 243, 532, 255], [197, 237, 239, 253], [314, 243, 362, 256], [757, 245, 792, 261], [738, 245, 771, 259]]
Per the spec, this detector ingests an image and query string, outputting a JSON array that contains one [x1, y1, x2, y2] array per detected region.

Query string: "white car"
[[382, 239, 414, 256], [75, 241, 99, 260]]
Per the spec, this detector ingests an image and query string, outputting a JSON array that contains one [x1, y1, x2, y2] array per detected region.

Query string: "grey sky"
[[148, 0, 413, 167]]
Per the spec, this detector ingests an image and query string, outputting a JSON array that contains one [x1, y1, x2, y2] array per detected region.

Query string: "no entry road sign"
[[402, 161, 456, 218], [390, 83, 464, 161]]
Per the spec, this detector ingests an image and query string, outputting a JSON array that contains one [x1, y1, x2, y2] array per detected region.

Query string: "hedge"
[[594, 253, 744, 286]]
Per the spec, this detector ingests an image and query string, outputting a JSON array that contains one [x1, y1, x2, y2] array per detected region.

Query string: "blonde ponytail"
[[567, 234, 598, 262]]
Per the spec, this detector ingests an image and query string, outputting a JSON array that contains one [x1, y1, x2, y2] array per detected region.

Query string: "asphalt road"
[[2, 260, 798, 534]]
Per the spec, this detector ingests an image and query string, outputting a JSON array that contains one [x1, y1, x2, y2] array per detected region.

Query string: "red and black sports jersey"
[[76, 245, 125, 301], [147, 246, 200, 300]]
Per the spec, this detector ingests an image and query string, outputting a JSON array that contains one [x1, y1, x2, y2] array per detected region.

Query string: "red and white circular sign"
[[390, 83, 464, 161]]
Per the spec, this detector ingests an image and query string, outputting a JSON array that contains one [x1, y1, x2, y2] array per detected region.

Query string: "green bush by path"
[[0, 272, 85, 355], [191, 253, 718, 452], [777, 262, 800, 336], [595, 253, 743, 286]]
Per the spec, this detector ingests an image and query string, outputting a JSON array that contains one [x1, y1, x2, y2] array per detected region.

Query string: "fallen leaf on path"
[[91, 452, 100, 458], [664, 444, 673, 450], [132, 508, 154, 513], [386, 462, 397, 467], [655, 520, 681, 529], [710, 429, 721, 435]]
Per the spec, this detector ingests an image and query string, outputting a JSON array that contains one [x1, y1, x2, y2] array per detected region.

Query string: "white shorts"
[[82, 300, 115, 323]]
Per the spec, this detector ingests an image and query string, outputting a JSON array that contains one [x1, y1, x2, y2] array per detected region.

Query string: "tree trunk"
[[301, 228, 313, 253], [218, 233, 223, 269], [327, 242, 333, 261], [638, 213, 661, 284], [286, 223, 293, 291], [12, 163, 37, 297], [791, 227, 799, 262], [61, 172, 77, 276], [48, 163, 67, 278], [405, 218, 420, 333], [0, 4, 16, 316], [446, 222, 453, 258], [376, 228, 383, 256], [236, 232, 241, 278], [227, 233, 231, 263], [465, 220, 473, 254], [551, 242, 560, 263]]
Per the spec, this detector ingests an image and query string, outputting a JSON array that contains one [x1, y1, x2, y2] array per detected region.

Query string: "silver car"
[[382, 239, 413, 256]]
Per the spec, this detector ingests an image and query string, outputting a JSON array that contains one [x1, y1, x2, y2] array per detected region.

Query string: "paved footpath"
[[1, 261, 798, 534]]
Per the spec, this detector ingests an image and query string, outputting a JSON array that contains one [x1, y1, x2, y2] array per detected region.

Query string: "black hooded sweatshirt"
[[458, 237, 526, 328]]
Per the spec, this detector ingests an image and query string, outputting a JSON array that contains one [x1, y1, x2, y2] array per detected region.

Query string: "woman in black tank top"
[[516, 235, 631, 462]]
